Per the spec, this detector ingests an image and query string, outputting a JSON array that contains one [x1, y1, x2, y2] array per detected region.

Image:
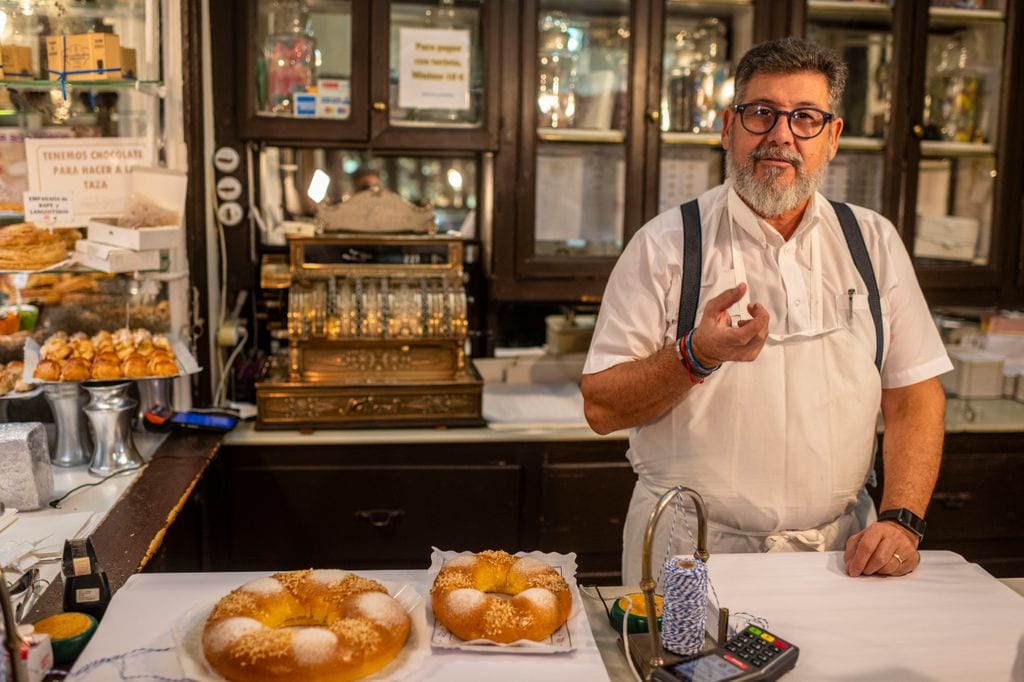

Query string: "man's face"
[[721, 71, 843, 219]]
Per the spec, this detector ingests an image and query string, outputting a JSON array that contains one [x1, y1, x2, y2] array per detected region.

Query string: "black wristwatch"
[[878, 508, 926, 541]]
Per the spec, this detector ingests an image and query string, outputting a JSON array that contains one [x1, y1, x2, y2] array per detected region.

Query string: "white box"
[[75, 238, 160, 272], [941, 346, 1004, 398], [87, 166, 186, 251], [914, 214, 979, 262]]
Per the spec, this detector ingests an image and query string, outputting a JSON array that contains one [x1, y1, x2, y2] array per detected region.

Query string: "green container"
[[33, 612, 97, 665], [608, 593, 663, 635]]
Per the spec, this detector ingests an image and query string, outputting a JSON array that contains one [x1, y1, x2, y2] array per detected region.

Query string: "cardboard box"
[[941, 346, 1004, 398], [87, 166, 186, 251], [75, 238, 160, 272], [120, 47, 137, 79], [46, 32, 121, 81], [0, 45, 34, 80], [914, 214, 979, 262]]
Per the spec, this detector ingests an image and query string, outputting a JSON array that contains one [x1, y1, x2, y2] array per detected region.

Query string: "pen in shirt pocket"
[[847, 288, 855, 322]]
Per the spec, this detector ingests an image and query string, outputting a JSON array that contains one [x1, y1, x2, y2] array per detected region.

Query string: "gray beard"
[[727, 146, 829, 219]]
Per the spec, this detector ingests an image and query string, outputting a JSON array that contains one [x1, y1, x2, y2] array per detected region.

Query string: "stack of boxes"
[[76, 167, 186, 273]]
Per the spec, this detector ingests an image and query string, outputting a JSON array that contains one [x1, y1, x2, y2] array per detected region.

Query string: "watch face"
[[881, 508, 925, 537]]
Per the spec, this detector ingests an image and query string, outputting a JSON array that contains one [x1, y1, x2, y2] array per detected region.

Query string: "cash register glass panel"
[[256, 146, 478, 244]]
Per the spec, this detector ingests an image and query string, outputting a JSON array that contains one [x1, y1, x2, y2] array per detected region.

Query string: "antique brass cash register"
[[256, 235, 483, 428]]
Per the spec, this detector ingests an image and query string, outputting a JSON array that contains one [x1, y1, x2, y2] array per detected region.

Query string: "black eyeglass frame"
[[731, 103, 836, 140]]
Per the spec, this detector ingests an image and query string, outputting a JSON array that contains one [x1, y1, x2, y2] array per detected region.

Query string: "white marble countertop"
[[223, 396, 1024, 447], [0, 431, 167, 620]]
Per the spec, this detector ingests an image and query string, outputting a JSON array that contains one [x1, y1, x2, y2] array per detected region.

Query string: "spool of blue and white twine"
[[660, 555, 708, 656]]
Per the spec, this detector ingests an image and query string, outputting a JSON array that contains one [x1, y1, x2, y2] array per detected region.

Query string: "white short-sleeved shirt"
[[584, 182, 953, 390]]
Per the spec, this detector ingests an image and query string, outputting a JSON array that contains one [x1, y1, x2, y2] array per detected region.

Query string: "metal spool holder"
[[623, 486, 729, 681]]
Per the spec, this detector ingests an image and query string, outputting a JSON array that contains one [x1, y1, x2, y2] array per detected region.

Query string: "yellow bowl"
[[32, 612, 98, 665]]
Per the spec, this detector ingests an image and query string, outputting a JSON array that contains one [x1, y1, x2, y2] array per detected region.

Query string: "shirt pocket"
[[833, 292, 885, 366]]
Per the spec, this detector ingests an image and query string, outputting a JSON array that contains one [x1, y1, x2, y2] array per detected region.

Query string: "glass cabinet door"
[[806, 0, 892, 215], [657, 0, 754, 214], [912, 1, 1005, 268], [529, 1, 633, 263], [241, 0, 369, 140]]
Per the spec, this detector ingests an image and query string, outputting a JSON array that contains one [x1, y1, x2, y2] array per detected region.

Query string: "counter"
[[66, 551, 1024, 680], [26, 429, 222, 621]]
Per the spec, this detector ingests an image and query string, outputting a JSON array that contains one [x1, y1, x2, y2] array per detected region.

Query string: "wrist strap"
[[686, 330, 720, 375]]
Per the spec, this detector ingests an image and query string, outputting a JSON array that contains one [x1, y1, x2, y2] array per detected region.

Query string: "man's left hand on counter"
[[843, 520, 921, 577]]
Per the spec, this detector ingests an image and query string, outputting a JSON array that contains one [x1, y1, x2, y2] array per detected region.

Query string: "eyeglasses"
[[732, 103, 835, 140]]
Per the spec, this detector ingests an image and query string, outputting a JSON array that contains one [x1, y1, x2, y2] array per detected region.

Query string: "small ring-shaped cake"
[[430, 550, 573, 643], [202, 569, 410, 682]]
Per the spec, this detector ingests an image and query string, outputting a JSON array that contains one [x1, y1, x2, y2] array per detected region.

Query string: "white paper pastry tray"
[[173, 583, 429, 682], [426, 548, 584, 654]]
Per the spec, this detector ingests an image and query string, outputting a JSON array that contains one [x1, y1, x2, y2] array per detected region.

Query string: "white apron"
[[621, 217, 884, 587]]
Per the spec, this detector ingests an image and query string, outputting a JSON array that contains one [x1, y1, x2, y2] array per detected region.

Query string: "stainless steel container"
[[83, 381, 143, 476], [43, 383, 89, 467]]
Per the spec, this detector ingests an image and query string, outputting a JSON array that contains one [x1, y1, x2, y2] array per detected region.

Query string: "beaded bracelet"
[[677, 332, 711, 384], [685, 330, 720, 376]]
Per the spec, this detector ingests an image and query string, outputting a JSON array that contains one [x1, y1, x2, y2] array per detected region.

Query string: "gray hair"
[[733, 37, 848, 113]]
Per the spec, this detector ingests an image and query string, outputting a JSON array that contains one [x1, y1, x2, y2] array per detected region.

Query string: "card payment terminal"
[[652, 625, 799, 681]]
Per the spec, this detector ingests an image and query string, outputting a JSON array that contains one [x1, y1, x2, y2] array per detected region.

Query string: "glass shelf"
[[807, 1, 892, 23], [536, 128, 625, 143], [920, 140, 996, 158], [661, 131, 722, 146], [838, 136, 885, 152], [930, 8, 1004, 27], [0, 79, 162, 94]]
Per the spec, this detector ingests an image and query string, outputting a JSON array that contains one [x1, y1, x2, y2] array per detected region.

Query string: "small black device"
[[652, 625, 799, 682], [877, 507, 926, 541], [62, 538, 111, 620], [170, 410, 238, 432]]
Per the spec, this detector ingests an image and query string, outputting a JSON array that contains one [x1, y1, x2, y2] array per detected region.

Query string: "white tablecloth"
[[68, 569, 611, 681], [586, 550, 1024, 681], [67, 552, 1024, 681]]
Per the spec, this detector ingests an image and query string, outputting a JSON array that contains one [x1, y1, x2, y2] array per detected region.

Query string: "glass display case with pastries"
[[0, 223, 81, 273], [0, 273, 104, 306], [0, 359, 36, 398], [24, 327, 198, 384]]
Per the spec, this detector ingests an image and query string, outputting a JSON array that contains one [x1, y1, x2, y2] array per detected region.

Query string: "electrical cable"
[[213, 326, 249, 407], [48, 467, 143, 509]]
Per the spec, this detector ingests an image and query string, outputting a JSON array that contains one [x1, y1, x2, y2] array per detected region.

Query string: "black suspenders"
[[676, 198, 885, 372]]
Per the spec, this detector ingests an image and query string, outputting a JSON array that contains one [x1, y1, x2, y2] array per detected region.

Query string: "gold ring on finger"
[[892, 552, 903, 566]]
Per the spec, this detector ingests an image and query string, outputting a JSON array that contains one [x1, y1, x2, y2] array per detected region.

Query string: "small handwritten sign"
[[398, 28, 470, 111], [25, 137, 153, 225], [23, 192, 74, 226]]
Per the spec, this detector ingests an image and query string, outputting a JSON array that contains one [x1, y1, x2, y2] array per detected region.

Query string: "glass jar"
[[264, 0, 318, 114], [924, 34, 985, 142], [536, 10, 578, 129]]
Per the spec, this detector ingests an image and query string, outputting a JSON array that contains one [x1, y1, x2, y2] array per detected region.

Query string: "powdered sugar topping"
[[352, 591, 407, 626], [290, 627, 338, 665], [241, 577, 284, 596], [516, 587, 557, 610], [310, 569, 350, 585], [204, 617, 264, 653], [512, 557, 550, 574], [443, 587, 488, 615]]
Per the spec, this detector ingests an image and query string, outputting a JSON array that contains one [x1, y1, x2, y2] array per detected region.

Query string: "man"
[[581, 37, 951, 586], [352, 166, 382, 192]]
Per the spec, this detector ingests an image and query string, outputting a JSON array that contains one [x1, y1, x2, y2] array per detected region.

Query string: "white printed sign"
[[398, 28, 470, 111], [23, 192, 74, 226], [25, 138, 153, 225]]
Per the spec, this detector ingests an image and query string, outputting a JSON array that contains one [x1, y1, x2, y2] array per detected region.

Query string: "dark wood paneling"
[[182, 0, 212, 405], [227, 463, 522, 569]]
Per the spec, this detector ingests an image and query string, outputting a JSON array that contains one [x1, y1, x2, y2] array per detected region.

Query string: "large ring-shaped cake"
[[202, 569, 410, 682], [430, 550, 573, 643]]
